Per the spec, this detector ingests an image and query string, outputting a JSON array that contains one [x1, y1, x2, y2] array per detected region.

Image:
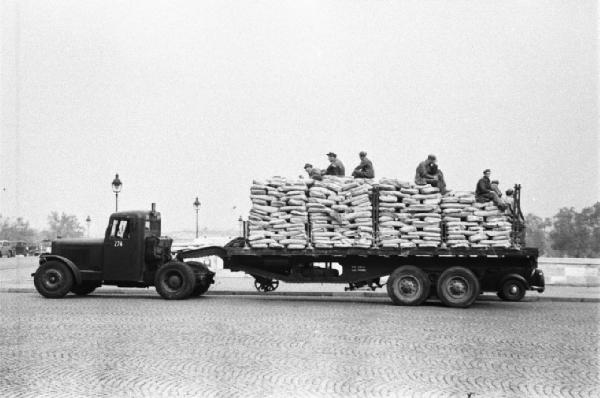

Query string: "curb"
[[2, 287, 599, 303]]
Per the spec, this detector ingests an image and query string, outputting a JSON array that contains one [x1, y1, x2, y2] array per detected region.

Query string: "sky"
[[1, 0, 598, 237]]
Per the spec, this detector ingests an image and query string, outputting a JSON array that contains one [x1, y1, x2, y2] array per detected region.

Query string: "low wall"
[[538, 258, 600, 287]]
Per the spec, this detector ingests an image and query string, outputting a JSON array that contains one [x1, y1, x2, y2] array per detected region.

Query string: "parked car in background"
[[10, 241, 29, 256], [0, 240, 14, 257]]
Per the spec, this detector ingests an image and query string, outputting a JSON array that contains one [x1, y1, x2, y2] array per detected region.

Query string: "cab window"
[[109, 219, 131, 240]]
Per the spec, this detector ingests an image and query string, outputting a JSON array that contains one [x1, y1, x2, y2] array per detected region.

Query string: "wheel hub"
[[166, 274, 182, 289], [44, 270, 61, 289], [398, 277, 418, 297], [447, 278, 467, 298], [509, 285, 518, 295]]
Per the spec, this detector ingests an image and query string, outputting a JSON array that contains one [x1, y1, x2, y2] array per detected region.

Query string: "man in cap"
[[323, 152, 345, 176], [415, 154, 447, 194], [352, 151, 375, 178], [476, 169, 506, 210], [303, 163, 323, 181]]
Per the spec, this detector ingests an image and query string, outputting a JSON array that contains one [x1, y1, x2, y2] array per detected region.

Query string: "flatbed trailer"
[[176, 238, 545, 308]]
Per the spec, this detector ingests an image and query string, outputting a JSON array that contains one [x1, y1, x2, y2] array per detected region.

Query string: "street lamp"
[[85, 215, 91, 237], [111, 173, 122, 212], [193, 197, 201, 239], [238, 216, 243, 237]]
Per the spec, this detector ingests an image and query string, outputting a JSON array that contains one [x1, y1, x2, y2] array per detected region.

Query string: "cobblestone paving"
[[0, 293, 598, 398]]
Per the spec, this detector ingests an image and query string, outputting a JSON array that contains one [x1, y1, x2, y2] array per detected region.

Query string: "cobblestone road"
[[1, 293, 598, 398]]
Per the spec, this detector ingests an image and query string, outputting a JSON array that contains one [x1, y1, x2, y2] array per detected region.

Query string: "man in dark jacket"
[[476, 169, 506, 210], [324, 152, 345, 176], [304, 163, 323, 181], [352, 151, 375, 178], [415, 154, 447, 194]]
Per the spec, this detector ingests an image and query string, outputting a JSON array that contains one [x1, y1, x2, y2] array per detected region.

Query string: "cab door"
[[103, 217, 142, 282]]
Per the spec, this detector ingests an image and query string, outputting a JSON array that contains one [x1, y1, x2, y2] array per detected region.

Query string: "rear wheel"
[[71, 283, 98, 296], [190, 281, 210, 297], [186, 261, 213, 297], [386, 265, 431, 306], [500, 278, 526, 302], [155, 261, 196, 300], [34, 261, 74, 298], [436, 266, 480, 308]]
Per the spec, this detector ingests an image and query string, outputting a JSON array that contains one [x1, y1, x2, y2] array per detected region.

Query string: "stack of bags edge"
[[376, 178, 410, 248], [308, 176, 375, 249], [247, 177, 309, 249], [399, 184, 443, 248], [441, 193, 512, 248]]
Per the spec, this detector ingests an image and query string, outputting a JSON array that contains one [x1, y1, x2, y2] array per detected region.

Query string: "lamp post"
[[238, 216, 244, 237], [111, 173, 122, 212], [193, 197, 201, 239], [85, 215, 91, 237]]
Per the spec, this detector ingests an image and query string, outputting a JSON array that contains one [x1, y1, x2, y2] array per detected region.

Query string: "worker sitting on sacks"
[[323, 152, 345, 176], [351, 151, 375, 179], [415, 154, 447, 194], [504, 188, 515, 216], [476, 169, 506, 211], [303, 163, 323, 181]]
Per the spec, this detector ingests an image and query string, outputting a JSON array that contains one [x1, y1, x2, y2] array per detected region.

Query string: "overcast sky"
[[1, 0, 598, 237]]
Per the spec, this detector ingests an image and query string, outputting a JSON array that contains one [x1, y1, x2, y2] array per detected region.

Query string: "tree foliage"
[[0, 215, 37, 241], [45, 212, 85, 239], [549, 203, 600, 257]]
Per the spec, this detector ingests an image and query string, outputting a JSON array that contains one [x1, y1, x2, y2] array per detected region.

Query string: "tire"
[[436, 266, 480, 308], [33, 261, 74, 299], [154, 261, 196, 300], [500, 278, 526, 302], [71, 283, 98, 296], [186, 261, 213, 297], [190, 281, 210, 297], [386, 265, 431, 306]]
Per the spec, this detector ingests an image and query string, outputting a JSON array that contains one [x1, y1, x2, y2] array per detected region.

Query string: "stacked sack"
[[440, 192, 480, 248], [247, 177, 309, 249], [441, 193, 512, 248], [308, 176, 375, 248], [375, 179, 409, 248], [397, 184, 443, 248]]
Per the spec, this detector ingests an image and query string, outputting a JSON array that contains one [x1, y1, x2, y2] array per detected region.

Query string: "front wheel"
[[436, 266, 480, 308], [499, 278, 526, 302], [386, 265, 431, 306], [155, 261, 196, 300], [33, 261, 74, 298]]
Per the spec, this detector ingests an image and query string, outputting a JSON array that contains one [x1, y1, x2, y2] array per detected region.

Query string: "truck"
[[32, 188, 545, 308]]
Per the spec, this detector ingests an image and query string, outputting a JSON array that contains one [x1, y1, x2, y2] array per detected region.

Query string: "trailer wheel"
[[155, 261, 196, 300], [71, 283, 98, 296], [500, 279, 526, 302], [436, 267, 480, 308], [386, 266, 431, 306], [33, 261, 74, 298], [254, 277, 279, 293]]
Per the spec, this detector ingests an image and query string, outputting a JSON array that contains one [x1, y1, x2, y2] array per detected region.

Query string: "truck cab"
[[33, 204, 214, 299]]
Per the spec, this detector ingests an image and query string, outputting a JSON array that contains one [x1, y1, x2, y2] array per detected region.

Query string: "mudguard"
[[38, 254, 83, 285]]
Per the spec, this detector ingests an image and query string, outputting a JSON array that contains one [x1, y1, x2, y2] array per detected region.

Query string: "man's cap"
[[326, 152, 336, 157], [304, 163, 312, 169], [505, 188, 514, 195], [359, 151, 367, 156], [483, 169, 491, 174], [427, 154, 437, 161]]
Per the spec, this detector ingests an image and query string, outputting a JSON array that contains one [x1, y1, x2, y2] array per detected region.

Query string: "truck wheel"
[[71, 283, 98, 296], [155, 261, 196, 300], [436, 266, 480, 308], [500, 279, 526, 302], [33, 261, 74, 298], [191, 281, 210, 297], [386, 265, 431, 306]]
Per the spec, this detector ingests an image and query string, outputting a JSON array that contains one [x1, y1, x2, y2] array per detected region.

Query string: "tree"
[[525, 213, 551, 256], [46, 212, 85, 239], [549, 203, 600, 258], [0, 215, 37, 241]]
